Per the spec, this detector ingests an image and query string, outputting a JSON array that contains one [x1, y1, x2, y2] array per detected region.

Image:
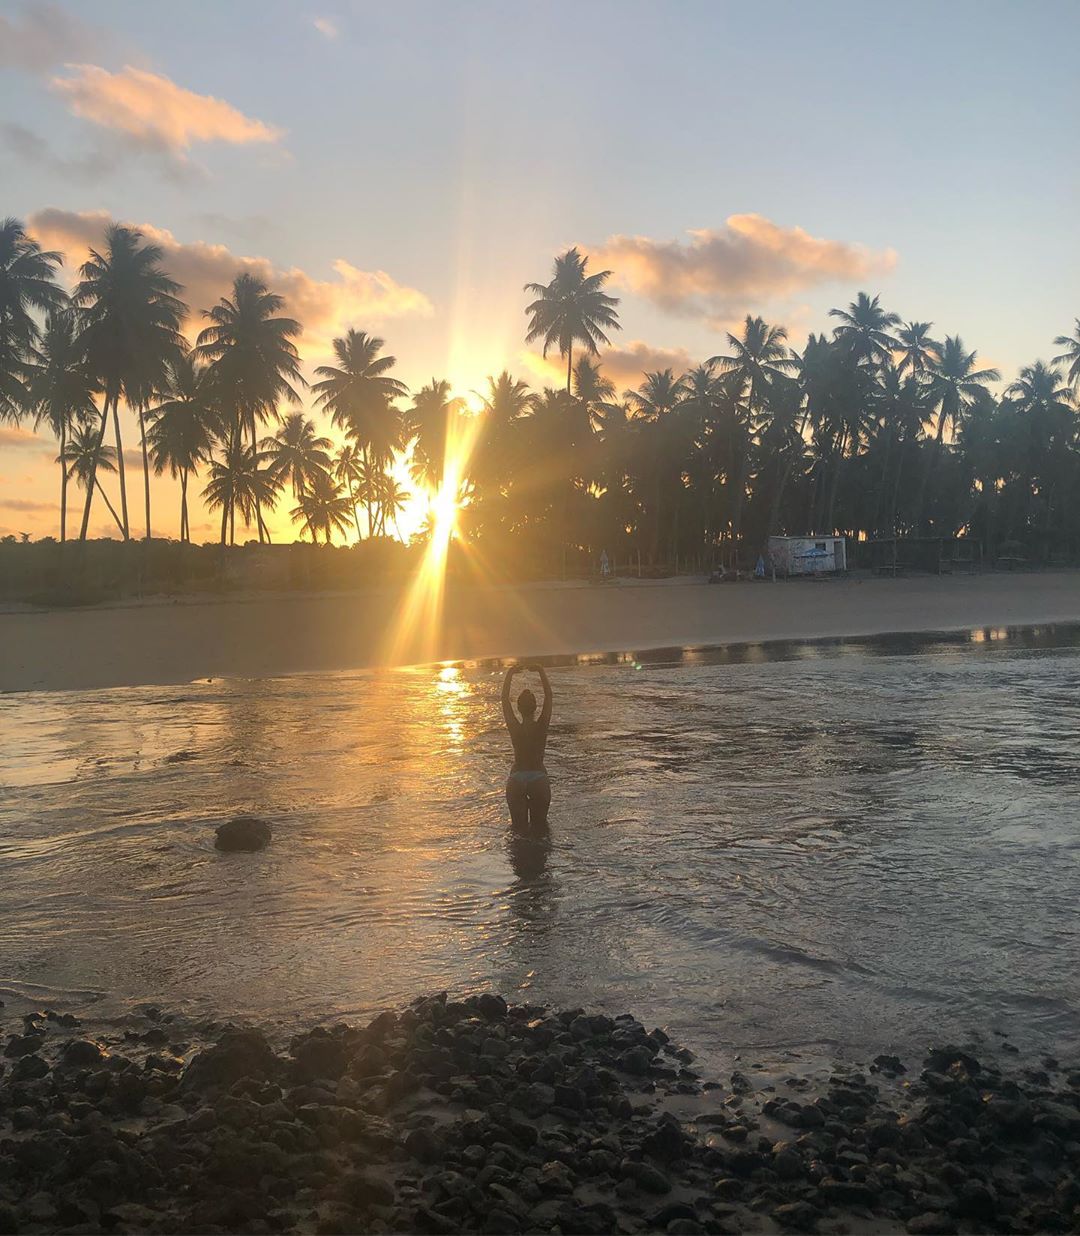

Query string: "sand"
[[3, 570, 1080, 693]]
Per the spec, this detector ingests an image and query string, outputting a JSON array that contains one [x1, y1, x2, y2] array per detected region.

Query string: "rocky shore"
[[2, 993, 1079, 1235]]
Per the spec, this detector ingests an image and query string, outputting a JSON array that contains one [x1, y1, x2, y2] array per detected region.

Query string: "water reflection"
[[1, 623, 1079, 1060]]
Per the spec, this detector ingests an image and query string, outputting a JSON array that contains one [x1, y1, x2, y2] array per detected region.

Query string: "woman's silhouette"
[[502, 663, 552, 832]]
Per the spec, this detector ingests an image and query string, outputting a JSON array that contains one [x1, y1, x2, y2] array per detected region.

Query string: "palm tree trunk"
[[139, 407, 152, 540], [112, 397, 129, 540], [95, 477, 124, 534], [362, 447, 375, 536], [78, 397, 113, 542], [219, 497, 228, 546], [59, 420, 67, 544], [566, 345, 573, 395], [346, 476, 362, 542], [180, 469, 188, 543]]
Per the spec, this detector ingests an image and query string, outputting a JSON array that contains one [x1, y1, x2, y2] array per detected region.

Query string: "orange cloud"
[[521, 340, 698, 393], [50, 64, 282, 153], [313, 17, 339, 38], [0, 427, 47, 449], [27, 208, 433, 363], [593, 215, 897, 321]]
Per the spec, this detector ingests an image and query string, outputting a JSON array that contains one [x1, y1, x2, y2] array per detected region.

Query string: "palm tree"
[[332, 442, 366, 542], [74, 224, 186, 542], [312, 330, 407, 536], [1004, 362, 1076, 544], [408, 379, 467, 491], [1052, 320, 1080, 390], [202, 442, 283, 546], [0, 217, 65, 425], [626, 369, 690, 563], [28, 310, 99, 542], [371, 469, 410, 538], [926, 336, 1001, 447], [290, 470, 353, 544], [196, 273, 303, 541], [145, 353, 216, 542], [261, 413, 332, 498], [895, 321, 941, 381], [524, 248, 621, 392], [829, 292, 901, 366], [709, 316, 794, 560], [61, 422, 123, 534]]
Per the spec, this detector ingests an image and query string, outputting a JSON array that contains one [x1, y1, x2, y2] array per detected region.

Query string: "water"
[[2, 624, 1079, 1064]]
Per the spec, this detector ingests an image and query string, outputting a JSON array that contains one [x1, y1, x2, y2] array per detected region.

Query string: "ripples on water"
[[2, 624, 1079, 1063]]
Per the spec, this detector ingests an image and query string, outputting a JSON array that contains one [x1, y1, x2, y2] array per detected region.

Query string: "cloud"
[[0, 121, 119, 182], [0, 2, 101, 72], [0, 427, 47, 450], [592, 214, 897, 323], [0, 498, 55, 513], [521, 341, 698, 394], [27, 208, 434, 361], [313, 17, 339, 38], [50, 64, 283, 156]]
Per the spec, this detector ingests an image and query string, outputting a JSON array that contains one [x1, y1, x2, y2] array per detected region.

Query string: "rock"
[[63, 1039, 104, 1067], [214, 816, 272, 852], [404, 1126, 442, 1163], [907, 1213, 955, 1235], [818, 1178, 876, 1207], [10, 1054, 48, 1082], [292, 1031, 349, 1082], [620, 1159, 672, 1194], [871, 1054, 906, 1075], [619, 1046, 653, 1075], [954, 1181, 996, 1221], [730, 1070, 753, 1094], [774, 1148, 804, 1180], [183, 1028, 281, 1091], [4, 1034, 44, 1059], [774, 1201, 819, 1230], [340, 1170, 394, 1209]]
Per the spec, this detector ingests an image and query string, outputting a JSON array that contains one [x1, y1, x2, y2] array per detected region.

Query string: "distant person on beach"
[[600, 549, 611, 579], [502, 664, 552, 832]]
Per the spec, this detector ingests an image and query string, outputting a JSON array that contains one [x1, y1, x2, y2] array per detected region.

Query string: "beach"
[[5, 570, 1080, 693]]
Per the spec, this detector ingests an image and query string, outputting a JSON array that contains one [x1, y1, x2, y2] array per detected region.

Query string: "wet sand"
[[4, 570, 1080, 692]]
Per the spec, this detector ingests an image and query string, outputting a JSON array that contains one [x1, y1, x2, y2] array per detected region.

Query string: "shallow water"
[[2, 624, 1079, 1063]]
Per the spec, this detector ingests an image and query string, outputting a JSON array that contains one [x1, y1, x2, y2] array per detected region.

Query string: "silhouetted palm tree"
[[61, 421, 123, 534], [290, 470, 353, 544], [0, 217, 64, 424], [74, 224, 186, 541], [312, 330, 407, 535], [261, 413, 332, 498], [203, 441, 282, 546], [197, 273, 303, 541], [895, 321, 941, 380], [332, 442, 366, 541], [146, 353, 216, 543], [408, 379, 466, 491], [28, 310, 99, 542], [525, 248, 621, 392], [1052, 320, 1080, 390], [829, 292, 901, 365], [926, 336, 1001, 446]]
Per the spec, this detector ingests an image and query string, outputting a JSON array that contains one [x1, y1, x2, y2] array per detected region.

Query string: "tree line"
[[3, 218, 1080, 568]]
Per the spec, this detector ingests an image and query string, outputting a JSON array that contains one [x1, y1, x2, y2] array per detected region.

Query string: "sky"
[[1, 0, 1078, 541]]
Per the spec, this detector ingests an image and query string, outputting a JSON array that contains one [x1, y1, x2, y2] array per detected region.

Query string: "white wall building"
[[767, 535, 847, 576]]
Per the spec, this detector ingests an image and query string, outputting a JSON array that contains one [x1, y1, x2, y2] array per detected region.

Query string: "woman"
[[502, 663, 552, 832]]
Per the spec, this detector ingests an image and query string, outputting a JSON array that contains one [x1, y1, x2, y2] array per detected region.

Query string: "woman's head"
[[517, 688, 537, 720]]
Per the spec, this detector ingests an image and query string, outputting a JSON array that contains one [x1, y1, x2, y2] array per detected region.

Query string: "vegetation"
[[2, 214, 1080, 583]]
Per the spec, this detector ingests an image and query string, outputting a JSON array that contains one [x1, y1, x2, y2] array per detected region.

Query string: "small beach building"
[[767, 535, 847, 576]]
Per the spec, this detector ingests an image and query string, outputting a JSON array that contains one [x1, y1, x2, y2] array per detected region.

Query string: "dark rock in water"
[[620, 1046, 653, 1075], [871, 1054, 907, 1076], [214, 816, 272, 852], [183, 1028, 280, 1091]]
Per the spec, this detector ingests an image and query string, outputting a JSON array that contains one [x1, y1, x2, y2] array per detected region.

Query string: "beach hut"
[[767, 535, 847, 577]]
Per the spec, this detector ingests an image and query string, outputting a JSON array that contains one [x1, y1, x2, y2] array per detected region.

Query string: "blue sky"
[[2, 0, 1078, 538]]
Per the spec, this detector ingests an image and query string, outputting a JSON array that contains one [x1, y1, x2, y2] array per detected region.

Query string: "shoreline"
[[4, 570, 1080, 693], [3, 990, 1077, 1234]]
